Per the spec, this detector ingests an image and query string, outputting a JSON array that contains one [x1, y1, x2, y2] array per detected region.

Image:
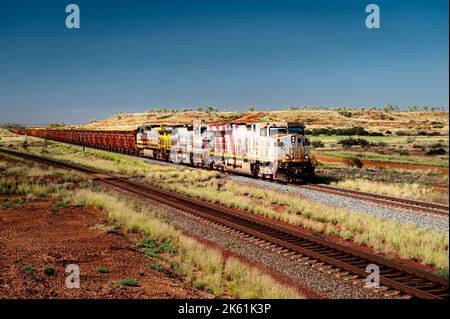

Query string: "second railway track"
[[0, 148, 448, 299], [299, 184, 449, 217]]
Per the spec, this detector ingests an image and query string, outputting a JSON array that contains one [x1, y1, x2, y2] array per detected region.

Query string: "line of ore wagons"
[[14, 129, 139, 154]]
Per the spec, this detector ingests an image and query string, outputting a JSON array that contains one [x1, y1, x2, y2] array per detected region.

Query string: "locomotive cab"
[[271, 122, 314, 182], [136, 125, 173, 160]]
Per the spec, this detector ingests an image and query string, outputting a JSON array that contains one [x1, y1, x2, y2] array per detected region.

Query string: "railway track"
[[300, 184, 449, 217], [1, 148, 448, 299], [127, 154, 450, 217], [9, 131, 449, 216]]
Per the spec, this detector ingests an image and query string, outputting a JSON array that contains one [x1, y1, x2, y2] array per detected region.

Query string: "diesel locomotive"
[[13, 121, 315, 182]]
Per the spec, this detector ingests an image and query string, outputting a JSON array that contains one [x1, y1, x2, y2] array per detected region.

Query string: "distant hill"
[[0, 123, 27, 129], [74, 110, 449, 135]]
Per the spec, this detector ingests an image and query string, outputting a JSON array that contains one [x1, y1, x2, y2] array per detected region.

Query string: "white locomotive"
[[137, 121, 314, 182]]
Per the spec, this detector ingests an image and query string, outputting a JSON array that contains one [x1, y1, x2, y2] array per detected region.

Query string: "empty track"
[[299, 184, 449, 217], [1, 148, 448, 299]]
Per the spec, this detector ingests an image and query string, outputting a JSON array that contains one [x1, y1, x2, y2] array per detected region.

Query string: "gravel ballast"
[[229, 176, 449, 233], [99, 185, 401, 299], [135, 155, 448, 233]]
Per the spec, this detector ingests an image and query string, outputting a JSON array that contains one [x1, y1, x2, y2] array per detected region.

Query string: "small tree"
[[205, 106, 218, 113], [383, 104, 398, 113], [247, 105, 255, 112], [311, 140, 325, 148], [47, 122, 67, 129], [113, 112, 127, 120]]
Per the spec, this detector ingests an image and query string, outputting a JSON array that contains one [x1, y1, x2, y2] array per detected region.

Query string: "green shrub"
[[120, 278, 138, 287], [343, 157, 364, 168], [150, 263, 165, 272], [338, 137, 370, 148], [43, 265, 55, 276], [139, 237, 177, 257], [54, 201, 70, 208], [338, 110, 353, 118], [426, 147, 447, 155], [22, 264, 36, 277], [309, 126, 383, 137], [11, 198, 25, 204], [436, 268, 449, 279], [311, 140, 324, 148], [370, 141, 387, 147], [96, 266, 110, 274]]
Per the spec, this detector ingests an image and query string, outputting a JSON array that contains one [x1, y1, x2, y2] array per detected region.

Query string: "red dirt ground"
[[0, 196, 211, 299], [315, 155, 449, 174], [0, 155, 18, 164]]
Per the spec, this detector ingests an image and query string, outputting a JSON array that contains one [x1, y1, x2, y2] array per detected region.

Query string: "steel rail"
[[300, 184, 449, 216]]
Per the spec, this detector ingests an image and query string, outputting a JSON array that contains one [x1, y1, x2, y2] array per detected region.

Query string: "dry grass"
[[171, 236, 224, 296], [14, 140, 220, 185], [331, 179, 449, 204], [2, 156, 297, 299], [224, 258, 300, 299], [3, 129, 448, 273], [0, 178, 60, 196], [224, 182, 449, 272], [63, 189, 302, 298], [0, 155, 90, 197], [167, 180, 449, 272], [0, 158, 88, 196]]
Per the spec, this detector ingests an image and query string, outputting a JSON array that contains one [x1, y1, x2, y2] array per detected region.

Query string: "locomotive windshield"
[[269, 128, 287, 135], [269, 126, 304, 136], [288, 127, 305, 135]]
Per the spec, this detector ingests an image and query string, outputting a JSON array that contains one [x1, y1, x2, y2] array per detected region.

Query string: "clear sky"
[[0, 0, 448, 124]]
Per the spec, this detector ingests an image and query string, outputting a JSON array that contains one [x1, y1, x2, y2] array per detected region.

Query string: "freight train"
[[12, 121, 315, 182]]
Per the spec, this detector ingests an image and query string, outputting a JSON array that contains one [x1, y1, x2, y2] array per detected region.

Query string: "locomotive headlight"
[[285, 154, 291, 160], [305, 155, 309, 160], [291, 136, 296, 143]]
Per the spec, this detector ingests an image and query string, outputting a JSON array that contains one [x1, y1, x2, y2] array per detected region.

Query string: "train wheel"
[[251, 163, 260, 177]]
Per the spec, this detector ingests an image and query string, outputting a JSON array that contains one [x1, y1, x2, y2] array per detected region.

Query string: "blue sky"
[[0, 0, 448, 124]]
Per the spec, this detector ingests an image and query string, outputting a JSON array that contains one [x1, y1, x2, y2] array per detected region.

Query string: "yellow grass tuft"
[[64, 189, 302, 298], [224, 258, 301, 299], [332, 178, 448, 204]]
